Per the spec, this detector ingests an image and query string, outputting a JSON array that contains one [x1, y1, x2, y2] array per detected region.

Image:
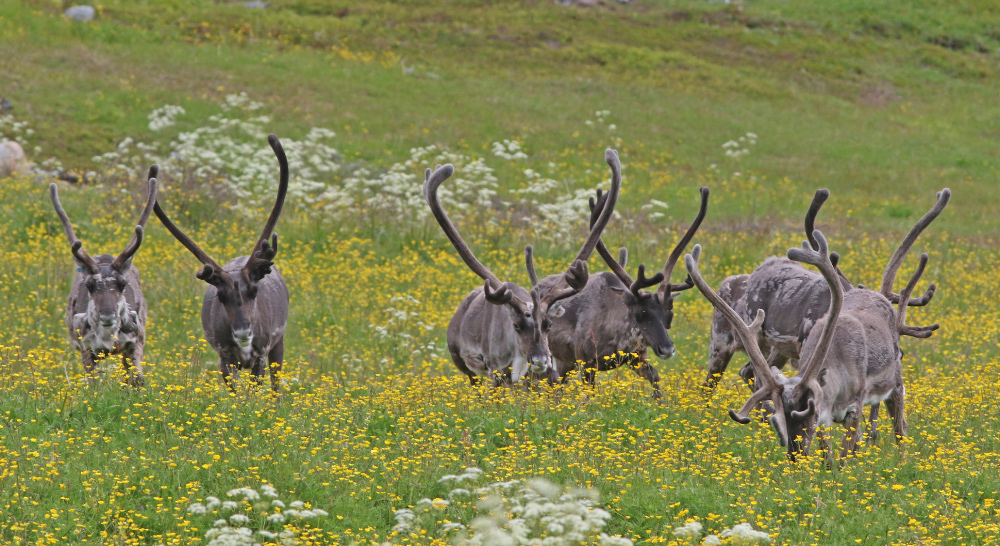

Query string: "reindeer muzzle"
[[233, 329, 254, 348], [653, 344, 675, 359]]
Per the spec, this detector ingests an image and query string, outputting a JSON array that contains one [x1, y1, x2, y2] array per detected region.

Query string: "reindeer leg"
[[813, 428, 835, 469], [630, 353, 662, 400], [81, 349, 98, 376], [705, 334, 736, 388], [268, 338, 283, 393], [218, 359, 238, 393], [866, 404, 880, 444], [839, 406, 863, 463], [885, 382, 908, 449], [450, 348, 480, 386], [250, 355, 267, 390], [122, 345, 145, 388]]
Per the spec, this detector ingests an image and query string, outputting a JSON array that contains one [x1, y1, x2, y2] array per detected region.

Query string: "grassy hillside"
[[2, 1, 1000, 545]]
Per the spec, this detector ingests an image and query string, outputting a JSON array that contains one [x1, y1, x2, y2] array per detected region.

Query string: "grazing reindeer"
[[687, 208, 945, 463], [50, 169, 158, 387], [540, 185, 709, 396], [704, 189, 940, 389], [154, 134, 289, 391], [426, 149, 622, 386]]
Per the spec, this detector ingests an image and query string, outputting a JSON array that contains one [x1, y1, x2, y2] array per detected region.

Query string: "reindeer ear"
[[609, 285, 626, 295], [547, 304, 566, 319], [817, 367, 828, 387]]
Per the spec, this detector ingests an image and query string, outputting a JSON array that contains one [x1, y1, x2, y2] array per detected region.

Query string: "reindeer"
[[153, 134, 289, 391], [50, 169, 158, 387], [426, 149, 622, 386], [537, 185, 709, 396], [686, 194, 947, 463], [704, 189, 940, 390]]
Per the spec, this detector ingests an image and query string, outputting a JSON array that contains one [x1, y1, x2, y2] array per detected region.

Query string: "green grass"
[[3, 0, 999, 235]]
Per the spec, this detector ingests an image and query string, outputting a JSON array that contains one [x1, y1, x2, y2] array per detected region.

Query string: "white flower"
[[205, 496, 221, 509], [229, 514, 250, 524], [720, 523, 772, 544], [267, 513, 286, 523], [222, 501, 238, 510], [271, 500, 285, 509], [187, 503, 207, 515], [674, 521, 704, 540], [289, 500, 305, 509], [703, 535, 722, 546]]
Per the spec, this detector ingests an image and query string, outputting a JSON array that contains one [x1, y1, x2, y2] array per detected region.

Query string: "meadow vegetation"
[[1, 0, 999, 544]]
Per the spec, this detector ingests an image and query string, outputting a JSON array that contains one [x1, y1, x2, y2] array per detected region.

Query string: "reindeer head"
[[425, 149, 622, 381], [587, 186, 709, 359], [154, 134, 288, 351], [50, 169, 158, 337]]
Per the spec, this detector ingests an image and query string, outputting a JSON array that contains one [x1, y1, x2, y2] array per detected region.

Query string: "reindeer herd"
[[50, 136, 949, 464]]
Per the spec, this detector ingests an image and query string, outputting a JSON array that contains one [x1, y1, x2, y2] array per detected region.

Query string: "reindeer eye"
[[116, 277, 127, 290], [542, 319, 551, 331], [85, 278, 97, 292]]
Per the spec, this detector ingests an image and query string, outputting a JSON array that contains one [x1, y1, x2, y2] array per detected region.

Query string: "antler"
[[685, 245, 790, 447], [536, 148, 624, 311], [880, 189, 950, 306], [112, 165, 159, 271], [425, 163, 531, 315], [896, 252, 940, 338], [525, 245, 539, 287], [657, 186, 709, 297], [588, 188, 635, 288], [49, 183, 98, 274], [242, 134, 288, 284], [804, 188, 855, 290], [786, 230, 844, 401], [153, 196, 228, 285]]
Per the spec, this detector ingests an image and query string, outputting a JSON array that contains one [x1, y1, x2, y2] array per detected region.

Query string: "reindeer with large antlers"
[[154, 134, 289, 391], [538, 185, 709, 397], [704, 189, 941, 390], [687, 193, 946, 462], [426, 149, 621, 386], [50, 170, 158, 387]]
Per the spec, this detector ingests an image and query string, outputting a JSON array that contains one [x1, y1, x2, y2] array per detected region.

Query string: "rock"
[[64, 5, 95, 21], [0, 141, 30, 177], [0, 97, 11, 115], [244, 1, 269, 8]]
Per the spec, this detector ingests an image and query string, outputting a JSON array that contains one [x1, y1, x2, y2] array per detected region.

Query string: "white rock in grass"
[[0, 141, 29, 177], [64, 6, 95, 21]]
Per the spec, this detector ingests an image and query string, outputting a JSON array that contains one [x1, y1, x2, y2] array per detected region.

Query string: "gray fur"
[[66, 255, 147, 386], [202, 256, 289, 390]]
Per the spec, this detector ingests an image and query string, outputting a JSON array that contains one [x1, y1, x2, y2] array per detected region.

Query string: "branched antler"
[[896, 252, 940, 338], [880, 189, 950, 306], [685, 245, 790, 447]]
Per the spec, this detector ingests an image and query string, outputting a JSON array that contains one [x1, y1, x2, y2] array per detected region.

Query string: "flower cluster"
[[492, 139, 529, 160], [722, 132, 758, 159], [673, 521, 771, 545], [148, 105, 186, 131], [584, 110, 616, 132], [181, 485, 327, 546]]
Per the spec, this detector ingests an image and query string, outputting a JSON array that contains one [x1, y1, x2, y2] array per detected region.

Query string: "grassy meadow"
[[2, 0, 1000, 544]]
